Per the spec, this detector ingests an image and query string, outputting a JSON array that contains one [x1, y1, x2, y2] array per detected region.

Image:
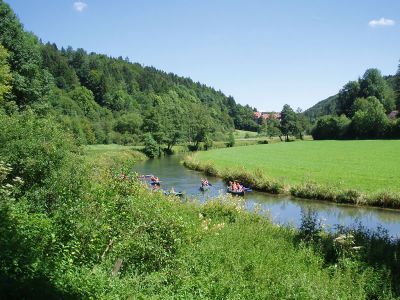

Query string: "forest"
[[0, 0, 259, 153]]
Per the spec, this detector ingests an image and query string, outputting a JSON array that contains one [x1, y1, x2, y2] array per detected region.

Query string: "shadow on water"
[[134, 155, 400, 239]]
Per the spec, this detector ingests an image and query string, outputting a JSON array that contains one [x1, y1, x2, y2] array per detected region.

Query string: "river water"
[[134, 155, 400, 238]]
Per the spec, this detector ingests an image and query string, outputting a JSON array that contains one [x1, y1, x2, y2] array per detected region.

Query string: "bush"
[[142, 133, 159, 158], [0, 111, 85, 212], [311, 115, 350, 140]]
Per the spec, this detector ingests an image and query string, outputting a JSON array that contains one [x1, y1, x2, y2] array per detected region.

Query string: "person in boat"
[[201, 178, 209, 187], [232, 181, 238, 192], [150, 175, 159, 183]]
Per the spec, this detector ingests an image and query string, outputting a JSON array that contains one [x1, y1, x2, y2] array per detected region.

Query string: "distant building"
[[254, 111, 281, 120], [254, 111, 262, 118]]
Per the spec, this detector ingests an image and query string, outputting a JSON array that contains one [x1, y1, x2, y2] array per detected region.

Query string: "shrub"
[[142, 133, 159, 158]]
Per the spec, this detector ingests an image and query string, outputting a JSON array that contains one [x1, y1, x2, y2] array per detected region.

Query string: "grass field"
[[192, 140, 400, 193]]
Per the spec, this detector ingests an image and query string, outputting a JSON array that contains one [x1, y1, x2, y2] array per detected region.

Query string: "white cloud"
[[73, 1, 88, 12], [368, 17, 395, 27]]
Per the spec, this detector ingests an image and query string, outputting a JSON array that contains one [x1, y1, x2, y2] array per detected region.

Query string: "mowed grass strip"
[[193, 140, 400, 193]]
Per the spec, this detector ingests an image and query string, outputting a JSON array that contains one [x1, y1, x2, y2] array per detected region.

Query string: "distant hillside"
[[304, 95, 338, 120], [0, 0, 259, 148]]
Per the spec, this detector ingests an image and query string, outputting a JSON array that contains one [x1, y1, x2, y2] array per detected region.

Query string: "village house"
[[253, 111, 281, 120]]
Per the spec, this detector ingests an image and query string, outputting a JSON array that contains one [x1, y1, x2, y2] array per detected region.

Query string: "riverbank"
[[3, 137, 399, 298], [183, 140, 400, 209], [60, 152, 400, 298]]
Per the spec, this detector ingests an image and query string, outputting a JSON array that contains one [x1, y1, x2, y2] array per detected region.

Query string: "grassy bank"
[[184, 140, 400, 208]]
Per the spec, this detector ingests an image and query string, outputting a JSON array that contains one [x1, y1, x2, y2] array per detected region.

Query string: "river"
[[134, 155, 400, 238]]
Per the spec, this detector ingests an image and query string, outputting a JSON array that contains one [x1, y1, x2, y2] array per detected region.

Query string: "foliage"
[[259, 116, 282, 138], [280, 104, 299, 141], [306, 68, 399, 141], [0, 44, 12, 102], [311, 114, 350, 140], [0, 111, 81, 205], [0, 1, 51, 106], [142, 133, 159, 158], [350, 96, 389, 138], [0, 0, 258, 148]]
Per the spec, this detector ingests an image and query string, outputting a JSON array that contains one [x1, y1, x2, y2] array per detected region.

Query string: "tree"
[[295, 108, 311, 140], [142, 133, 159, 158], [186, 103, 214, 149], [259, 117, 281, 138], [0, 2, 51, 106], [350, 97, 389, 138], [337, 81, 361, 117], [280, 104, 298, 141], [360, 68, 395, 113], [394, 62, 400, 109]]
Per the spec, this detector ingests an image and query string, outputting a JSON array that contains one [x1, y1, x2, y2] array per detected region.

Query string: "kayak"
[[226, 188, 245, 196], [150, 181, 161, 186], [200, 185, 210, 191]]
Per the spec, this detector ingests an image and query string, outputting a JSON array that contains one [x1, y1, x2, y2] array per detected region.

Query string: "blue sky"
[[6, 0, 400, 111]]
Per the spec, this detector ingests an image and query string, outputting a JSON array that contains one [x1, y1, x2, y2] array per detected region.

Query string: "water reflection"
[[134, 155, 400, 238]]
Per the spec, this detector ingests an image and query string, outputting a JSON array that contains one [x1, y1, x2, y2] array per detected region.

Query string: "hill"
[[0, 0, 259, 149], [304, 94, 338, 120]]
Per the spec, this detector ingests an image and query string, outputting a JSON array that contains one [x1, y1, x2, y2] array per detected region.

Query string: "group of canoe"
[[140, 174, 251, 197], [202, 178, 251, 196]]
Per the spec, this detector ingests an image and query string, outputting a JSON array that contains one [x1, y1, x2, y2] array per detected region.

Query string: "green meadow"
[[192, 140, 400, 193]]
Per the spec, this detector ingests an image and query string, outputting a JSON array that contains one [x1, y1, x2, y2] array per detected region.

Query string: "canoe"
[[226, 188, 245, 196], [200, 185, 210, 191]]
